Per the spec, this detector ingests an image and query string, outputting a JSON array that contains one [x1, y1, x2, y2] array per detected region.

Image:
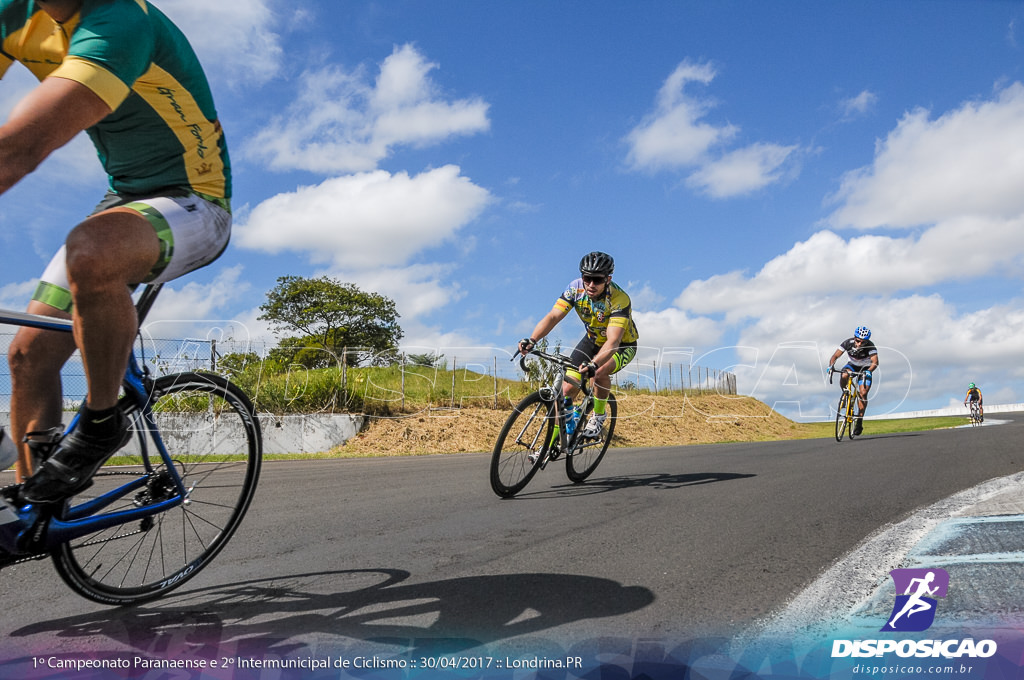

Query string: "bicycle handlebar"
[[515, 347, 589, 388], [829, 366, 870, 385]]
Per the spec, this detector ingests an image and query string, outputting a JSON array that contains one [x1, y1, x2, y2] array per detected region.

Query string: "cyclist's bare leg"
[[593, 364, 613, 400], [65, 209, 160, 411], [857, 384, 870, 417], [7, 307, 76, 481]]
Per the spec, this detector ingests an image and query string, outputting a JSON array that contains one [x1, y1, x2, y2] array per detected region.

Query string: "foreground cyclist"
[[0, 0, 231, 503], [827, 326, 878, 436], [964, 383, 984, 422], [518, 251, 639, 439]]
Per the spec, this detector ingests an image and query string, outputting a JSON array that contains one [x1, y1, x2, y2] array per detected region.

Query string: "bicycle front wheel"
[[490, 391, 554, 498], [52, 372, 262, 605], [566, 393, 616, 483], [834, 392, 849, 442]]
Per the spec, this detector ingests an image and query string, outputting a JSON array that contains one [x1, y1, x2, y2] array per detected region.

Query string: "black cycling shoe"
[[20, 412, 130, 504], [853, 418, 864, 436]]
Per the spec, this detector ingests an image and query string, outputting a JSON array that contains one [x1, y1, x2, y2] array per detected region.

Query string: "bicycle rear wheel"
[[490, 391, 554, 498], [566, 393, 616, 483], [51, 372, 262, 605], [834, 392, 849, 442]]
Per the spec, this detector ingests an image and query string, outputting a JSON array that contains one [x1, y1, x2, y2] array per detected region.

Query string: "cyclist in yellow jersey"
[[0, 0, 232, 503], [964, 383, 983, 422], [518, 252, 638, 439]]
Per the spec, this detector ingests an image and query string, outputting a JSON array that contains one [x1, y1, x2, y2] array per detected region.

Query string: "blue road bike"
[[0, 283, 262, 605]]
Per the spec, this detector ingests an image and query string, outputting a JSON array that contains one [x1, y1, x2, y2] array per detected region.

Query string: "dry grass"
[[334, 394, 812, 456]]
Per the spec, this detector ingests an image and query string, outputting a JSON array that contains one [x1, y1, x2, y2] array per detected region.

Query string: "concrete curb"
[[867, 403, 1024, 420]]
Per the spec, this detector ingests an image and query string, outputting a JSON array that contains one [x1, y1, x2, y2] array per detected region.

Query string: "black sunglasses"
[[582, 275, 607, 284]]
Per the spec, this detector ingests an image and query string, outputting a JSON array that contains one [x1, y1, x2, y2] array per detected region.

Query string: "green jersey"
[[0, 0, 230, 199]]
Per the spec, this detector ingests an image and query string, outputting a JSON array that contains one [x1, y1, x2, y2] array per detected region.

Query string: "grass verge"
[[795, 415, 969, 439]]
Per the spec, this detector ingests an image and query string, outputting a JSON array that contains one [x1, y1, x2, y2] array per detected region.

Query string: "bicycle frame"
[[490, 347, 617, 497], [968, 401, 982, 426], [831, 367, 868, 442], [0, 284, 187, 558], [521, 349, 596, 462]]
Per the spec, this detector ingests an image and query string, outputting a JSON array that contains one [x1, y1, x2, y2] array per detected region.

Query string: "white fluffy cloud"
[[143, 265, 249, 323], [686, 142, 799, 198], [154, 0, 282, 85], [828, 82, 1024, 229], [236, 166, 492, 270], [676, 214, 1024, 321], [840, 90, 878, 119], [624, 59, 798, 198], [245, 44, 490, 173], [234, 42, 494, 336], [625, 60, 735, 170], [660, 81, 1024, 417]]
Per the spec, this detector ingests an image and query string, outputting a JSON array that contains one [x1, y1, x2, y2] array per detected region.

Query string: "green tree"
[[215, 351, 264, 376], [259, 276, 403, 368], [408, 352, 443, 367], [521, 338, 561, 385]]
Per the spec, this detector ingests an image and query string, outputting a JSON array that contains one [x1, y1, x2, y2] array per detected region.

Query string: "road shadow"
[[10, 569, 655, 661], [513, 471, 756, 498], [848, 432, 924, 441]]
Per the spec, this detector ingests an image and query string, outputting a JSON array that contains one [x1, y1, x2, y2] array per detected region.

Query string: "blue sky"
[[2, 0, 1024, 420]]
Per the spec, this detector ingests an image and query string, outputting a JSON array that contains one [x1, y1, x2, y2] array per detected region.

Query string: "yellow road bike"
[[831, 367, 869, 442]]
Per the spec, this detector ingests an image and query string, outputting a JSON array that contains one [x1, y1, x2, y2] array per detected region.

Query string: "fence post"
[[401, 353, 406, 411], [451, 355, 456, 409], [342, 346, 348, 406], [210, 339, 217, 372], [493, 356, 498, 409]]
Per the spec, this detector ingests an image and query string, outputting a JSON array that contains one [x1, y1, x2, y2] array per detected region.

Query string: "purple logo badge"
[[881, 568, 949, 632]]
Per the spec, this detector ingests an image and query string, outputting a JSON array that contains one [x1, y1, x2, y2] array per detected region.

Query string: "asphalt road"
[[1, 414, 1022, 669]]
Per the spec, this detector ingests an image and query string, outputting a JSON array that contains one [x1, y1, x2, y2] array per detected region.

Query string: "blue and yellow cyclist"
[[518, 251, 639, 439], [964, 383, 983, 422], [0, 1, 231, 503], [827, 326, 878, 436]]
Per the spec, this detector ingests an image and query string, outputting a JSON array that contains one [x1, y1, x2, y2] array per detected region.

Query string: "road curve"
[[1, 414, 1021, 671]]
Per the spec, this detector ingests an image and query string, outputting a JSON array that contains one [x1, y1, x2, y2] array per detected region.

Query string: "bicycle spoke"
[[490, 392, 552, 497], [51, 372, 261, 605]]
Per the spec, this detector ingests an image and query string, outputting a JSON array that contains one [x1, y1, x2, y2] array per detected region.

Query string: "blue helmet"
[[854, 326, 871, 340]]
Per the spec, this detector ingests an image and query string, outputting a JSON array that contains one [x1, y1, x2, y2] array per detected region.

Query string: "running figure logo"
[[881, 568, 950, 632]]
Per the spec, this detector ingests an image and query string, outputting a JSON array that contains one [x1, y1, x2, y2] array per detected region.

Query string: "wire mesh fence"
[[0, 334, 737, 413]]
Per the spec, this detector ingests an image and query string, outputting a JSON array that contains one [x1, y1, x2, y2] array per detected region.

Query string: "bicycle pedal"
[[23, 427, 64, 471]]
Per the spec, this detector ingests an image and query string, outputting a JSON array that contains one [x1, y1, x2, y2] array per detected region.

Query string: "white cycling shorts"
[[33, 192, 231, 313]]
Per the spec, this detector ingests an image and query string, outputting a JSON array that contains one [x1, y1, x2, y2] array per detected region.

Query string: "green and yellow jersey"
[[555, 278, 639, 346], [0, 0, 230, 200]]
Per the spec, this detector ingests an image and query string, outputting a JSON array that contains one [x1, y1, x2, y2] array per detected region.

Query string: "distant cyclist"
[[827, 326, 878, 436], [518, 251, 638, 440], [964, 383, 983, 422]]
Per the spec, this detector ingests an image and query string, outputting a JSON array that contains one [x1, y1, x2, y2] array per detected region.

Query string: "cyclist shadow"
[[11, 569, 655, 658], [517, 471, 756, 498]]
